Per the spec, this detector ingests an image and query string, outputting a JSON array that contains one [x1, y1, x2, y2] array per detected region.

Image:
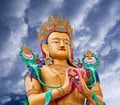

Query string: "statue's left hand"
[[22, 44, 32, 55], [67, 68, 96, 105], [76, 69, 96, 105]]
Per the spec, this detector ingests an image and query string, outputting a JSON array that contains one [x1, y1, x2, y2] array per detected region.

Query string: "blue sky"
[[0, 0, 120, 105]]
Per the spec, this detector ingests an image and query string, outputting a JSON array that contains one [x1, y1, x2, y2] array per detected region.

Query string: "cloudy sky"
[[0, 0, 120, 105]]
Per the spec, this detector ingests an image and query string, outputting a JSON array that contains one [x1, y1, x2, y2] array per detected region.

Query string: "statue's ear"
[[42, 44, 49, 53]]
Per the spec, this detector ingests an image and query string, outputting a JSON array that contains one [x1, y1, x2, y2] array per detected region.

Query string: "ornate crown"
[[37, 13, 73, 45]]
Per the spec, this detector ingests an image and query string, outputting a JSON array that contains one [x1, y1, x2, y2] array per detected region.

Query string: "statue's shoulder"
[[40, 65, 56, 77], [40, 65, 48, 77], [40, 65, 50, 72]]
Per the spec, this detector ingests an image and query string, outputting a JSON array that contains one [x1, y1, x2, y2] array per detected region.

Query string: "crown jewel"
[[37, 13, 73, 44]]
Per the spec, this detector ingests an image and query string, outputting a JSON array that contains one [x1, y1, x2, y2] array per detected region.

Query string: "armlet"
[[27, 88, 41, 97], [24, 72, 39, 82], [87, 70, 100, 88]]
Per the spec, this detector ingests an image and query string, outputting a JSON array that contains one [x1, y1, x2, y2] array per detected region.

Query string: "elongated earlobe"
[[42, 44, 52, 65], [42, 44, 49, 54]]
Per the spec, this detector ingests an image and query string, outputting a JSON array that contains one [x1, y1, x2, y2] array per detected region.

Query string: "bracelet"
[[85, 91, 92, 99], [61, 88, 65, 96], [92, 92, 99, 105], [27, 89, 41, 96], [45, 90, 52, 105], [57, 88, 63, 97], [57, 88, 65, 97]]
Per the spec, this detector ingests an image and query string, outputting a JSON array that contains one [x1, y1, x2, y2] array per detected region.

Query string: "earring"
[[45, 52, 52, 65]]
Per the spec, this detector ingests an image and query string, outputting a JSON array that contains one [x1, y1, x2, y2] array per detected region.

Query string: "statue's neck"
[[52, 59, 69, 66]]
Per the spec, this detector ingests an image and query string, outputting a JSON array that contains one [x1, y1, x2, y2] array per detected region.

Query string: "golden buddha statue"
[[20, 13, 105, 105]]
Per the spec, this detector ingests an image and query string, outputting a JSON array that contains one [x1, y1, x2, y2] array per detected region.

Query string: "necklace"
[[50, 65, 69, 72], [49, 67, 65, 105]]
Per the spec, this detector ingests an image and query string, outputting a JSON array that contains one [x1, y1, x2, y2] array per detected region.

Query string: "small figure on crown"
[[20, 13, 106, 105]]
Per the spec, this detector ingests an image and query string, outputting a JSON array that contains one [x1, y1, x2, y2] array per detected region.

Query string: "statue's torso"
[[40, 65, 85, 105]]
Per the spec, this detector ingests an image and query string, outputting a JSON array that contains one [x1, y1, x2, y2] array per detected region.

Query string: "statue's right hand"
[[61, 69, 71, 95]]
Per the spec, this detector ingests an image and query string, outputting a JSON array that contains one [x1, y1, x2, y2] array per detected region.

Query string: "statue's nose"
[[60, 40, 64, 46]]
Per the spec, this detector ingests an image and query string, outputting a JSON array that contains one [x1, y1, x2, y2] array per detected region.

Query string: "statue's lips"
[[58, 48, 66, 51]]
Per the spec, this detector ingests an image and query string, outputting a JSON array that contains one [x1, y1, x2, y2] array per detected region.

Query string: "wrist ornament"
[[45, 90, 52, 105]]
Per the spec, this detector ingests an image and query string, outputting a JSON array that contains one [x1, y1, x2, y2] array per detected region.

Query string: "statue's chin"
[[50, 53, 68, 60], [52, 56, 68, 60]]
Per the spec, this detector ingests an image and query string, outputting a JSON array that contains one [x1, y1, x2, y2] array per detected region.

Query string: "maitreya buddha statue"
[[20, 13, 106, 105]]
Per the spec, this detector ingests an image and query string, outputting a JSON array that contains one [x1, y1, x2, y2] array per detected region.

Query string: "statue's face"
[[47, 32, 71, 60]]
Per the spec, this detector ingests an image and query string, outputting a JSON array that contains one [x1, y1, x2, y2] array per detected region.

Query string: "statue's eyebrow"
[[51, 38, 60, 40], [51, 38, 70, 41]]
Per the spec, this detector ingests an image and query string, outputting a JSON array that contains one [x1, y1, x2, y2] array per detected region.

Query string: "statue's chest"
[[41, 66, 66, 91]]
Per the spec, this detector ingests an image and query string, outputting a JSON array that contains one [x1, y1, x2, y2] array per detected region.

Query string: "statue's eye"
[[52, 41, 60, 43], [64, 42, 70, 45]]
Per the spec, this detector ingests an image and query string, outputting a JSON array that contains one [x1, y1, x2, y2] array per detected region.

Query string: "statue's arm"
[[25, 76, 44, 105], [84, 70, 104, 105], [80, 73, 97, 105], [90, 72, 103, 105], [81, 51, 105, 105], [24, 74, 69, 105]]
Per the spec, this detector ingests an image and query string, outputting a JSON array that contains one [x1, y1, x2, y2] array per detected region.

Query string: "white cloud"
[[0, 21, 28, 77], [100, 45, 111, 56], [51, 0, 64, 8], [0, 0, 30, 77], [111, 40, 120, 51], [89, 1, 120, 48], [0, 96, 11, 105], [74, 36, 91, 48], [28, 0, 64, 28], [70, 0, 101, 55], [1, 22, 28, 60], [3, 79, 25, 96], [100, 70, 120, 105], [15, 96, 20, 101], [8, 79, 25, 95], [111, 56, 120, 71], [10, 0, 30, 18], [71, 0, 99, 31], [100, 52, 120, 105], [73, 0, 120, 56]]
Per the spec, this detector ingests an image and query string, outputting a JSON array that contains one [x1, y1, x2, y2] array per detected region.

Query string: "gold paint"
[[85, 50, 92, 60], [24, 14, 104, 105], [22, 45, 32, 55]]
